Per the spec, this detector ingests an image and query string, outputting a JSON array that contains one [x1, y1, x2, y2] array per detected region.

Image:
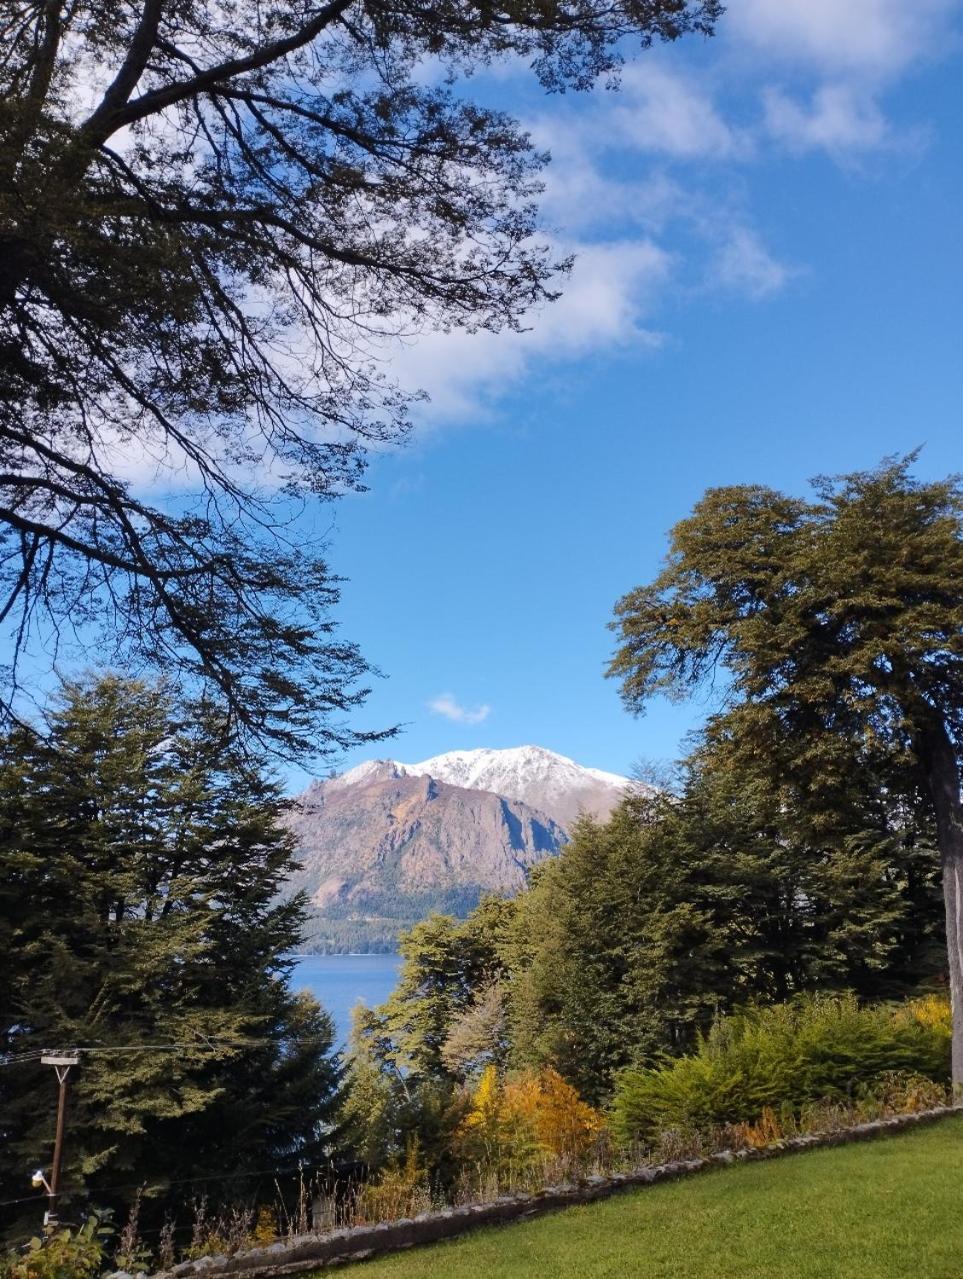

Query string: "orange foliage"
[[456, 1065, 605, 1172], [501, 1068, 605, 1160], [728, 1105, 784, 1150]]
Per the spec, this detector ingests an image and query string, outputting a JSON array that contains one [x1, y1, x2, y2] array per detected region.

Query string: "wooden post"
[[40, 1054, 79, 1229]]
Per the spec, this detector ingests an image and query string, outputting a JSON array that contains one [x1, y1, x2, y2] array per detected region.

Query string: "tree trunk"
[[920, 717, 963, 1095]]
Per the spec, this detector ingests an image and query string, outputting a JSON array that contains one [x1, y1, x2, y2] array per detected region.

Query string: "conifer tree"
[[609, 457, 963, 1089], [0, 676, 341, 1231]]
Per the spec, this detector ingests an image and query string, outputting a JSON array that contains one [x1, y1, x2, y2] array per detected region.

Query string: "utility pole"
[[38, 1053, 79, 1230]]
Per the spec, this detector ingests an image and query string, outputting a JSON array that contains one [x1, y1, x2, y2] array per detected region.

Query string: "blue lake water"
[[290, 953, 403, 1046]]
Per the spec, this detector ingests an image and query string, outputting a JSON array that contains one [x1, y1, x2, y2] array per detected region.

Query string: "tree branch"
[[82, 0, 357, 144]]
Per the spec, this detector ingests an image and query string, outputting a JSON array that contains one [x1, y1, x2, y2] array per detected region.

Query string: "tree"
[[0, 676, 342, 1233], [507, 805, 739, 1099], [0, 0, 721, 757], [359, 898, 516, 1082], [507, 768, 941, 1102], [609, 457, 963, 1088], [340, 900, 515, 1181]]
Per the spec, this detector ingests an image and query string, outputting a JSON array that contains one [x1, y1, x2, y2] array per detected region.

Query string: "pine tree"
[[0, 676, 341, 1233]]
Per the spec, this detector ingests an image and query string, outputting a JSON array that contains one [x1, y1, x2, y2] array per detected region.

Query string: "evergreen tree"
[[0, 676, 341, 1233], [339, 899, 516, 1181], [360, 899, 517, 1083], [507, 754, 940, 1102], [609, 457, 963, 1087]]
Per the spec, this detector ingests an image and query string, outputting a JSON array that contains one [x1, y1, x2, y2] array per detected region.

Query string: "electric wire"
[[1, 1033, 344, 1067]]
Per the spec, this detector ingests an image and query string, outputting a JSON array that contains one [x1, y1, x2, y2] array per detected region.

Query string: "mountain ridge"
[[287, 746, 631, 953], [331, 744, 629, 827]]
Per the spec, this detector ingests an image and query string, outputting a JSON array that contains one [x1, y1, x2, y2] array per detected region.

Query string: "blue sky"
[[287, 0, 963, 790]]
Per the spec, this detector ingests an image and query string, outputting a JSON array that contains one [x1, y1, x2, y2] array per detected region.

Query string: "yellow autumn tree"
[[503, 1068, 606, 1162], [454, 1066, 605, 1182]]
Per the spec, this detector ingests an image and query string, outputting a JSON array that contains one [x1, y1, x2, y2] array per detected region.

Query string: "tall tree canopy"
[[609, 457, 963, 1088], [0, 676, 341, 1235], [0, 0, 720, 757], [509, 771, 941, 1101]]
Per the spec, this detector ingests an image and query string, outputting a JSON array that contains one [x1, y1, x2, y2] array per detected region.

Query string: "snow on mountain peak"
[[326, 758, 406, 789], [322, 746, 631, 828], [405, 745, 629, 826]]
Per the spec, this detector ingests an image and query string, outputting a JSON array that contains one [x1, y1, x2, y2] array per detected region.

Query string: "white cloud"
[[711, 227, 795, 299], [609, 64, 750, 160], [428, 693, 492, 725], [726, 0, 959, 76], [762, 84, 895, 157], [532, 116, 688, 236], [389, 238, 672, 422], [110, 0, 956, 455]]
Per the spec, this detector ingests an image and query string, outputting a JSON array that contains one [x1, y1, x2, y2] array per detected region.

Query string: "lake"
[[289, 953, 403, 1046]]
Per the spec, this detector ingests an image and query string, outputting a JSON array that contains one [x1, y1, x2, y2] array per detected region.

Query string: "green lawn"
[[330, 1116, 963, 1279]]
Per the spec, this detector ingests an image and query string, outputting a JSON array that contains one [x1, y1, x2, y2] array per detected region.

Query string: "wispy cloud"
[[727, 0, 959, 76], [757, 82, 915, 161], [606, 63, 751, 160], [428, 693, 492, 725], [389, 237, 671, 422], [120, 0, 961, 463], [711, 226, 796, 298]]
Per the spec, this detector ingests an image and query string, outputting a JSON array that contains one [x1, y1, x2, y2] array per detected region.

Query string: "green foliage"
[[507, 801, 742, 1100], [0, 676, 343, 1233], [607, 456, 963, 1078], [610, 994, 952, 1145], [340, 1005, 469, 1183], [506, 771, 941, 1103], [609, 458, 963, 743], [339, 902, 518, 1182], [0, 1218, 110, 1279], [361, 900, 518, 1083]]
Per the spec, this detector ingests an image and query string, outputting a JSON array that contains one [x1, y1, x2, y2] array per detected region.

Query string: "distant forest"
[[300, 886, 494, 953], [300, 912, 408, 954]]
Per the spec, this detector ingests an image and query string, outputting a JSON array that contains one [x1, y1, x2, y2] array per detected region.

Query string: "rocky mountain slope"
[[286, 747, 629, 952]]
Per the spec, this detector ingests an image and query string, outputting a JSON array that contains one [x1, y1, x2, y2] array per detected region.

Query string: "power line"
[[0, 1192, 48, 1208], [1, 1034, 343, 1067]]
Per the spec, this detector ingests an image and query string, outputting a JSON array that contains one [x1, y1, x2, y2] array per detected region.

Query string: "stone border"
[[123, 1105, 963, 1279]]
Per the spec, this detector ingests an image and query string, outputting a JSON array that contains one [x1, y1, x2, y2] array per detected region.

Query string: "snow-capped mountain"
[[328, 745, 629, 827], [405, 745, 628, 827], [287, 746, 632, 951]]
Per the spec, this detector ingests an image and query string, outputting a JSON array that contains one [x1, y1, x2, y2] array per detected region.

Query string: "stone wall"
[[119, 1105, 963, 1279]]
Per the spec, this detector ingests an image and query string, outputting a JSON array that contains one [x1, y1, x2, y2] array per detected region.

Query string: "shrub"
[[354, 1143, 433, 1224], [1, 1219, 109, 1279], [453, 1065, 606, 1186], [610, 993, 951, 1145]]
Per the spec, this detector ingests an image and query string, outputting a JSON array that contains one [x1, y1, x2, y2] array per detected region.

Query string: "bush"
[[353, 1143, 433, 1224], [610, 993, 951, 1145], [1, 1219, 109, 1279], [452, 1066, 606, 1188]]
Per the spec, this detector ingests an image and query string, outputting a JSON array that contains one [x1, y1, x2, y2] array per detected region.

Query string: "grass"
[[328, 1116, 963, 1279]]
